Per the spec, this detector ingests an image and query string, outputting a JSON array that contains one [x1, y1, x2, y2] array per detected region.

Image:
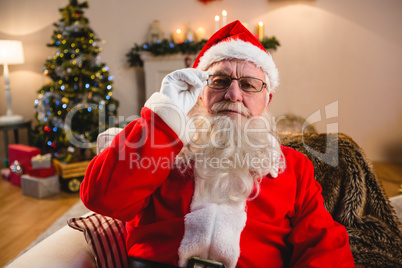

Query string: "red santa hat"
[[193, 20, 279, 92]]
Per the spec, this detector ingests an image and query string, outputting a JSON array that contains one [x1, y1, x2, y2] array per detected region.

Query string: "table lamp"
[[0, 40, 24, 125]]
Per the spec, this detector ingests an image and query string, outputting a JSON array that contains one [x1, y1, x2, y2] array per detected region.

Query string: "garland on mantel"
[[126, 36, 280, 67]]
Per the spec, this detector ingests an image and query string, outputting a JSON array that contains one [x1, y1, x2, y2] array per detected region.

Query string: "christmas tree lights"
[[32, 0, 118, 162]]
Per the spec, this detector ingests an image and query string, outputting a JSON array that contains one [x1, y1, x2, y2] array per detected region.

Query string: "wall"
[[0, 0, 401, 163]]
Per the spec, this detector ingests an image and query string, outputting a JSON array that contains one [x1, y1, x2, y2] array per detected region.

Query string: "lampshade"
[[0, 40, 24, 125], [0, 40, 24, 64]]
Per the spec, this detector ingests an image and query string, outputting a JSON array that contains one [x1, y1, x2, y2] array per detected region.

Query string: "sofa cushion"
[[7, 224, 95, 268], [68, 213, 128, 268]]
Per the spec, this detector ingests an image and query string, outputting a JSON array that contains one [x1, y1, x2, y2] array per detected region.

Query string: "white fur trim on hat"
[[195, 39, 279, 92]]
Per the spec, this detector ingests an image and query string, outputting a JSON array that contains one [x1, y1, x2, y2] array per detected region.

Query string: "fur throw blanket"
[[280, 132, 402, 267]]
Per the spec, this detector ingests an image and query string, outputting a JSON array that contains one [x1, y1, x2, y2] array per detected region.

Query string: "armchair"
[[7, 131, 402, 268], [280, 132, 402, 267]]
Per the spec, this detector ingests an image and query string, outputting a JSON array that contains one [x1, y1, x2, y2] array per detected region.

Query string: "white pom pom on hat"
[[193, 20, 279, 93]]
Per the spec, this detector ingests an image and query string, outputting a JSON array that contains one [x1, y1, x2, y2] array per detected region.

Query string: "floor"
[[0, 162, 401, 267], [0, 179, 80, 267], [372, 162, 402, 198]]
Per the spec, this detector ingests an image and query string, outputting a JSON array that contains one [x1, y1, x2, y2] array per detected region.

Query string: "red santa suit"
[[81, 107, 354, 268]]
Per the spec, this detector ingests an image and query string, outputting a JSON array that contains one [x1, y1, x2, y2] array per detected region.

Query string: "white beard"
[[178, 100, 285, 205], [177, 101, 285, 267]]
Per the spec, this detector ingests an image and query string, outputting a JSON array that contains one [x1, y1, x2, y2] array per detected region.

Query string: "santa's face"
[[200, 60, 272, 117]]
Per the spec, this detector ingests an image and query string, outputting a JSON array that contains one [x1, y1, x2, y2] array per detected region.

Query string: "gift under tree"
[[32, 0, 118, 162]]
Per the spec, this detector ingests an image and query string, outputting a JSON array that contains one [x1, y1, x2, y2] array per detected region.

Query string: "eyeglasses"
[[207, 75, 266, 93]]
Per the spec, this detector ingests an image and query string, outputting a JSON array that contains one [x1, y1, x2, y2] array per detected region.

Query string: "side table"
[[0, 120, 32, 164]]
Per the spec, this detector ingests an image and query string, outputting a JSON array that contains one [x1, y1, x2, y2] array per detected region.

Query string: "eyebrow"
[[213, 70, 230, 76]]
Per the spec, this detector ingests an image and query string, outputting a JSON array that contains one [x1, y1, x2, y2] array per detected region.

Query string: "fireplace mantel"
[[140, 52, 197, 99]]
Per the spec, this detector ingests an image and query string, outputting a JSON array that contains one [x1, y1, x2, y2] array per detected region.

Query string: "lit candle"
[[195, 27, 206, 41], [258, 21, 264, 41], [215, 15, 220, 32], [222, 10, 227, 26], [173, 29, 185, 43]]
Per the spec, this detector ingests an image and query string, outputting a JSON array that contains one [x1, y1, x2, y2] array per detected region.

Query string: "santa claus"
[[81, 21, 354, 267]]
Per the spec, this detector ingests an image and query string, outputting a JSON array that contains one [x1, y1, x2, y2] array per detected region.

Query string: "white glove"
[[160, 68, 210, 115], [145, 68, 211, 143]]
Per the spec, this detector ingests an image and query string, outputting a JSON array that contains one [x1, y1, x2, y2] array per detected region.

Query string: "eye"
[[239, 80, 256, 90], [239, 77, 262, 92], [209, 76, 231, 88], [241, 82, 254, 89]]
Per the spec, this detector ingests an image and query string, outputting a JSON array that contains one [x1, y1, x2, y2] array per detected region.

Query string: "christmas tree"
[[32, 0, 118, 162]]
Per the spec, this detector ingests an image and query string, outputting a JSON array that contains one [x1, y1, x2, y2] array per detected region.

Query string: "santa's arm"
[[81, 68, 208, 222], [288, 158, 355, 267], [80, 107, 183, 222]]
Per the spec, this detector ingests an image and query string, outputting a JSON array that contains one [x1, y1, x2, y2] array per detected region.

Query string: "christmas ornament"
[[126, 36, 279, 67], [67, 146, 75, 154], [147, 20, 164, 43], [184, 54, 193, 68], [10, 160, 23, 175], [198, 0, 221, 4], [126, 39, 208, 67]]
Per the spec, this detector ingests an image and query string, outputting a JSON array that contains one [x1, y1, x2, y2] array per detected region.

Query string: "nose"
[[224, 80, 243, 103]]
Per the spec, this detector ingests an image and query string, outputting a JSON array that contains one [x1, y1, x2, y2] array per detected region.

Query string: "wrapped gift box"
[[1, 168, 10, 181], [8, 144, 40, 170], [31, 153, 52, 169], [21, 174, 60, 199], [10, 173, 22, 186], [27, 166, 56, 178], [8, 144, 40, 186]]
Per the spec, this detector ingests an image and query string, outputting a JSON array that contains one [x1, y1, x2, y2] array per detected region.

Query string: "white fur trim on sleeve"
[[196, 39, 279, 92], [144, 92, 194, 144], [96, 127, 124, 154]]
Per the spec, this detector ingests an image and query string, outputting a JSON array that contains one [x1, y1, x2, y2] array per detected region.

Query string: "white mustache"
[[211, 101, 251, 117]]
